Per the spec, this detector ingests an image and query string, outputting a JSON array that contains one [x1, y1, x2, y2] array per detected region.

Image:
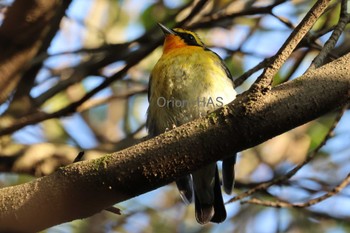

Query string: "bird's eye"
[[188, 34, 195, 41]]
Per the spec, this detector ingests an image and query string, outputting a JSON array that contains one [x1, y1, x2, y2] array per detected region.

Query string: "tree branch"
[[227, 104, 347, 203], [0, 0, 71, 104], [308, 0, 350, 70], [242, 172, 350, 208], [0, 51, 349, 232], [252, 0, 331, 91]]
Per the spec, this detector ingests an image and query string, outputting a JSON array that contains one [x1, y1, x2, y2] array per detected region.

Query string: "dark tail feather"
[[176, 175, 193, 204], [211, 166, 227, 223], [222, 154, 237, 194], [194, 193, 214, 224], [194, 166, 226, 224]]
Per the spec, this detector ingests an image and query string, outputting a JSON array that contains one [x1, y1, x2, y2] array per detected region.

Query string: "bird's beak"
[[158, 23, 175, 35]]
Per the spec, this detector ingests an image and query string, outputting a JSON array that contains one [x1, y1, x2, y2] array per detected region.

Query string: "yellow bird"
[[147, 23, 237, 224]]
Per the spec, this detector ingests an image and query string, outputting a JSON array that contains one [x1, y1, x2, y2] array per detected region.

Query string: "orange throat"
[[163, 34, 187, 54]]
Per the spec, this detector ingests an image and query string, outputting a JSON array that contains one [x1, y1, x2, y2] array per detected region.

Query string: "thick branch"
[[0, 0, 70, 104], [0, 53, 349, 232]]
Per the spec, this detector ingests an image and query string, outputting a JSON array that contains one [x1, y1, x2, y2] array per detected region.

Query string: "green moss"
[[207, 112, 219, 124], [198, 122, 208, 130], [92, 155, 111, 171]]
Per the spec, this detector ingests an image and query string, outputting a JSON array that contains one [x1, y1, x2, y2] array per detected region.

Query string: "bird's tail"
[[193, 164, 226, 224]]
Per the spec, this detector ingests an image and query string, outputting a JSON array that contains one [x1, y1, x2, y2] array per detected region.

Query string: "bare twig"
[[308, 0, 350, 70], [234, 57, 273, 87], [0, 0, 211, 137], [281, 49, 310, 83], [270, 12, 295, 29], [251, 0, 331, 92], [242, 172, 350, 208], [77, 88, 147, 112], [226, 104, 348, 204], [192, 0, 287, 29], [176, 0, 209, 28]]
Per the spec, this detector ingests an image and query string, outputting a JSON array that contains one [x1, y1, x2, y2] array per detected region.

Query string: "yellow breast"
[[147, 46, 236, 135]]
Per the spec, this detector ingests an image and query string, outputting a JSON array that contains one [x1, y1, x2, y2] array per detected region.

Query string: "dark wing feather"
[[210, 166, 227, 223], [222, 154, 237, 195]]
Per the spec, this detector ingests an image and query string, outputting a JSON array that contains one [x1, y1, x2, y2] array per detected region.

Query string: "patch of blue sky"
[[322, 112, 350, 164], [123, 212, 150, 233], [47, 21, 84, 55], [292, 178, 323, 192], [225, 199, 241, 215], [134, 94, 148, 123], [268, 185, 313, 202], [261, 14, 292, 31], [102, 61, 126, 77], [125, 22, 145, 40], [61, 114, 99, 149], [207, 25, 250, 51], [12, 125, 46, 144], [253, 208, 291, 233], [250, 163, 274, 182], [307, 194, 350, 218], [229, 25, 252, 50], [326, 227, 348, 233], [242, 29, 289, 57], [30, 69, 59, 98], [0, 173, 19, 187], [271, 1, 300, 25], [46, 222, 73, 233], [164, 0, 185, 9], [66, 0, 93, 21], [318, 30, 333, 44], [82, 76, 113, 97], [323, 134, 350, 156], [251, 209, 280, 233], [212, 220, 236, 233], [334, 111, 350, 133], [44, 52, 82, 71], [126, 95, 147, 132], [274, 208, 292, 232], [0, 103, 8, 115], [118, 186, 170, 211], [124, 0, 155, 15], [47, 0, 93, 57]]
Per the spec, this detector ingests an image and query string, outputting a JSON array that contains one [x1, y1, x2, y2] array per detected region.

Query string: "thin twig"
[[234, 57, 273, 87], [281, 49, 310, 83], [0, 39, 156, 135], [0, 1, 208, 136], [226, 104, 348, 204], [308, 0, 350, 70], [192, 0, 287, 29], [77, 89, 147, 112], [251, 0, 331, 92], [270, 12, 295, 29], [176, 0, 209, 28], [242, 172, 350, 208]]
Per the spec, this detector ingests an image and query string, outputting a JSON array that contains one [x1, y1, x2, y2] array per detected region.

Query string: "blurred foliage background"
[[0, 0, 350, 232]]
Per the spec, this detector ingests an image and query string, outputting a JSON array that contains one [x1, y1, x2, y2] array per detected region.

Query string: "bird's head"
[[158, 23, 205, 54]]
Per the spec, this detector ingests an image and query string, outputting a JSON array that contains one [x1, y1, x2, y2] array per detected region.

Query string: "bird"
[[146, 23, 237, 224]]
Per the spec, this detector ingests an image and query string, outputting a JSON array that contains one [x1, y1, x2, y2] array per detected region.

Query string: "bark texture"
[[0, 52, 349, 232]]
